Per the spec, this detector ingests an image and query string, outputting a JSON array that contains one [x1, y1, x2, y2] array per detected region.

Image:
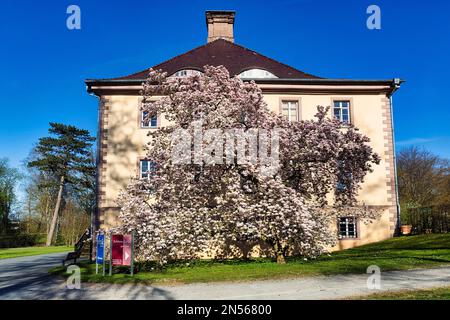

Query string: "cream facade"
[[87, 11, 402, 252]]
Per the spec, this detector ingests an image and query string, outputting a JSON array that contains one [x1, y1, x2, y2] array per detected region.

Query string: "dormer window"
[[171, 69, 203, 78], [238, 69, 277, 79]]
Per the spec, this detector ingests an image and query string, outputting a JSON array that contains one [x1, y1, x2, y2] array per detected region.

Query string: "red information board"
[[111, 234, 124, 266], [111, 234, 133, 266]]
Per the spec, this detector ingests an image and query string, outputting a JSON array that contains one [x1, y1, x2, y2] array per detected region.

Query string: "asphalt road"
[[1, 253, 449, 299], [0, 252, 70, 299]]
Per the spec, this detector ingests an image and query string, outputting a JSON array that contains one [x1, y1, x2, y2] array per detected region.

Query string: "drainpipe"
[[389, 78, 402, 235], [88, 90, 100, 260]]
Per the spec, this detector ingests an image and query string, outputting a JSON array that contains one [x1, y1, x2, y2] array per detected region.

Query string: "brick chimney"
[[206, 10, 235, 43]]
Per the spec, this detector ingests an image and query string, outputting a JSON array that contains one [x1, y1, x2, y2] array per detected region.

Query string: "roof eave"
[[86, 78, 404, 85], [86, 78, 404, 96]]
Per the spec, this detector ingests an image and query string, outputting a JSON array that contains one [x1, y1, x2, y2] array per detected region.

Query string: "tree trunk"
[[46, 176, 65, 246], [46, 193, 53, 235], [1, 189, 11, 232], [1, 204, 8, 232], [274, 241, 287, 264], [276, 251, 286, 264], [43, 192, 51, 234]]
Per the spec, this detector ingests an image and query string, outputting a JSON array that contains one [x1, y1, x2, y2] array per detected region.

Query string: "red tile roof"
[[108, 39, 321, 80]]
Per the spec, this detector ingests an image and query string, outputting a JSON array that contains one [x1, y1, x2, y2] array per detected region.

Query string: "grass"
[[0, 245, 72, 259], [50, 234, 450, 285], [355, 286, 450, 300]]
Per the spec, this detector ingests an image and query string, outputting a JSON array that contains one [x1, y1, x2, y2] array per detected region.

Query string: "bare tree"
[[397, 146, 446, 209], [0, 158, 21, 234]]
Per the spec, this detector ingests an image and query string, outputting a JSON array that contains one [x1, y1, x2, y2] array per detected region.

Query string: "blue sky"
[[0, 0, 449, 170]]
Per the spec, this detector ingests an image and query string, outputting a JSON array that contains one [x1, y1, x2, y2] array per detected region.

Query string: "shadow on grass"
[[49, 234, 450, 285]]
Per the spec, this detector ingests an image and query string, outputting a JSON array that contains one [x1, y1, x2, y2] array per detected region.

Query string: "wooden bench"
[[62, 228, 91, 266], [62, 251, 81, 266]]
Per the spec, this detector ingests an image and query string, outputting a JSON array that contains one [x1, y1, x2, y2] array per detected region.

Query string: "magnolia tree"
[[117, 66, 380, 265]]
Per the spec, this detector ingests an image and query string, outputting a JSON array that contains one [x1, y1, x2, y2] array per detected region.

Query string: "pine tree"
[[28, 123, 95, 246]]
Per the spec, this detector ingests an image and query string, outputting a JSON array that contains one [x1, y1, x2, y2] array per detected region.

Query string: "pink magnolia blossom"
[[117, 66, 380, 265]]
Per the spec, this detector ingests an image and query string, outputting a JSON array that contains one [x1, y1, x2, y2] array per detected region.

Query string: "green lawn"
[[0, 246, 72, 259], [50, 234, 450, 285], [356, 286, 450, 300]]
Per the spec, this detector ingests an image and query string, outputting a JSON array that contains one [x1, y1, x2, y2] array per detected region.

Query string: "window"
[[281, 101, 299, 122], [240, 174, 257, 194], [238, 69, 278, 79], [141, 111, 157, 128], [333, 101, 351, 124], [140, 160, 157, 180], [336, 160, 350, 192], [338, 217, 357, 239], [171, 69, 202, 78], [336, 179, 346, 192]]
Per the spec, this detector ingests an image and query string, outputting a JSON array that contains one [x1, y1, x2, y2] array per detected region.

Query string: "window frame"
[[139, 159, 157, 180], [138, 99, 159, 129], [140, 110, 158, 129], [336, 160, 353, 192], [238, 68, 278, 79], [331, 98, 354, 125], [171, 69, 203, 78], [279, 97, 301, 122], [337, 216, 359, 240]]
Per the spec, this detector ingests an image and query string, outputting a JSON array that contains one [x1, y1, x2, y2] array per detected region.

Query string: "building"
[[86, 10, 402, 251]]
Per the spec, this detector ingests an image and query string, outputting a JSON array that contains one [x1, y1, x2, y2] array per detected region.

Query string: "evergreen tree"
[[28, 123, 95, 246]]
